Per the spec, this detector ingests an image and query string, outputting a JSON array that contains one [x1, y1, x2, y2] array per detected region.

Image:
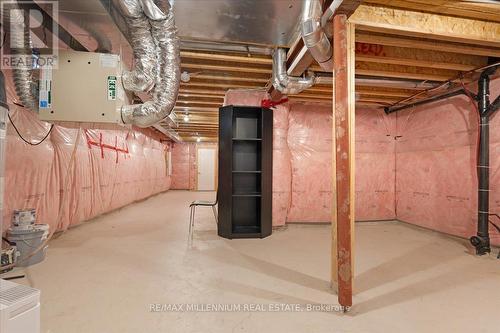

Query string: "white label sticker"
[[107, 76, 117, 101], [39, 66, 53, 109], [100, 54, 118, 68]]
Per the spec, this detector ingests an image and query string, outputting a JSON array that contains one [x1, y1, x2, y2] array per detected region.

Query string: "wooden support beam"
[[180, 82, 262, 90], [181, 51, 271, 65], [332, 14, 355, 309], [177, 96, 223, 101], [176, 129, 218, 133], [289, 94, 333, 101], [173, 106, 219, 112], [350, 4, 500, 47], [356, 54, 478, 72], [177, 128, 218, 132], [179, 88, 227, 95], [363, 0, 500, 23], [356, 32, 500, 58], [355, 68, 453, 82], [311, 63, 457, 82], [182, 63, 271, 74], [177, 121, 218, 126], [189, 74, 268, 83], [176, 100, 222, 107], [175, 111, 219, 116]]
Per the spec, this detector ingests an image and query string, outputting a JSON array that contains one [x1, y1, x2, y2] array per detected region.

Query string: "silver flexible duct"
[[116, 0, 157, 92], [272, 48, 316, 95], [118, 0, 180, 128], [6, 5, 39, 110], [301, 0, 334, 72]]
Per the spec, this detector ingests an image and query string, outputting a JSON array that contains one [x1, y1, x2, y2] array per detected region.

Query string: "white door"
[[197, 148, 216, 191]]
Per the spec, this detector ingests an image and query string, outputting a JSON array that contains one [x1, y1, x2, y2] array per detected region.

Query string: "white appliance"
[[38, 50, 131, 124], [0, 279, 40, 333]]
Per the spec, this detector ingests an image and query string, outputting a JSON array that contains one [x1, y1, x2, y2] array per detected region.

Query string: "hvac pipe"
[[272, 48, 316, 94], [3, 3, 39, 110], [301, 0, 333, 71], [470, 69, 495, 255], [116, 0, 181, 128]]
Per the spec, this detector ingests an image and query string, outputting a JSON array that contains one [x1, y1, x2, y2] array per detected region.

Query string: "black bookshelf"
[[218, 106, 272, 239]]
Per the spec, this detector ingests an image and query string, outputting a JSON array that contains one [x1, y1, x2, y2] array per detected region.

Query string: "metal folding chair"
[[188, 195, 218, 244]]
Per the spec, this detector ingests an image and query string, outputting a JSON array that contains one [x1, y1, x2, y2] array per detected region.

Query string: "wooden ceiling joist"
[[182, 63, 271, 74], [177, 119, 219, 125], [350, 4, 500, 47], [175, 111, 219, 116], [178, 88, 227, 96], [177, 95, 224, 101], [173, 106, 219, 112], [170, 1, 499, 142], [180, 82, 263, 90], [356, 54, 478, 72], [185, 74, 268, 83], [355, 68, 454, 82], [363, 0, 500, 23], [181, 51, 271, 65], [176, 100, 222, 107], [356, 32, 500, 58]]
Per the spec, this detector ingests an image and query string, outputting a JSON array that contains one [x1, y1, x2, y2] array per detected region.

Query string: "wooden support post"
[[332, 14, 355, 308]]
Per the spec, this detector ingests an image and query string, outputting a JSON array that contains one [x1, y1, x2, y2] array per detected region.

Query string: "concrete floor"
[[5, 190, 500, 333]]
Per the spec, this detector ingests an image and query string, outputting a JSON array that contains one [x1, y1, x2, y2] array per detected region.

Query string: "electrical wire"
[[7, 111, 54, 146], [489, 214, 500, 233]]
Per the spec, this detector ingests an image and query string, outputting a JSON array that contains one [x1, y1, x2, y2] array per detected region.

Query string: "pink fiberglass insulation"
[[286, 103, 396, 222], [171, 143, 195, 190], [395, 78, 500, 246], [170, 143, 218, 191], [286, 102, 333, 222], [272, 103, 292, 226], [3, 106, 171, 233], [355, 108, 397, 221], [224, 90, 291, 226], [2, 69, 171, 233]]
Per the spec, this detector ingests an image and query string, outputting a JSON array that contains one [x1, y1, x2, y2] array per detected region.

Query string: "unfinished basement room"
[[0, 0, 499, 332]]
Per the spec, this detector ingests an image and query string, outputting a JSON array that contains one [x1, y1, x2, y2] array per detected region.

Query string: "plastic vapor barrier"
[[287, 102, 333, 222], [286, 103, 396, 222], [2, 72, 171, 233], [171, 143, 195, 190], [395, 78, 500, 246]]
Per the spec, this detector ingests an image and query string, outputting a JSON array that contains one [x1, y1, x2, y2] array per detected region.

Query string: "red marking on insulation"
[[84, 130, 129, 163]]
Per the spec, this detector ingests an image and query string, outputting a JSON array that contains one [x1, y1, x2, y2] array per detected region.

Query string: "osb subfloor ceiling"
[[51, 0, 500, 141]]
